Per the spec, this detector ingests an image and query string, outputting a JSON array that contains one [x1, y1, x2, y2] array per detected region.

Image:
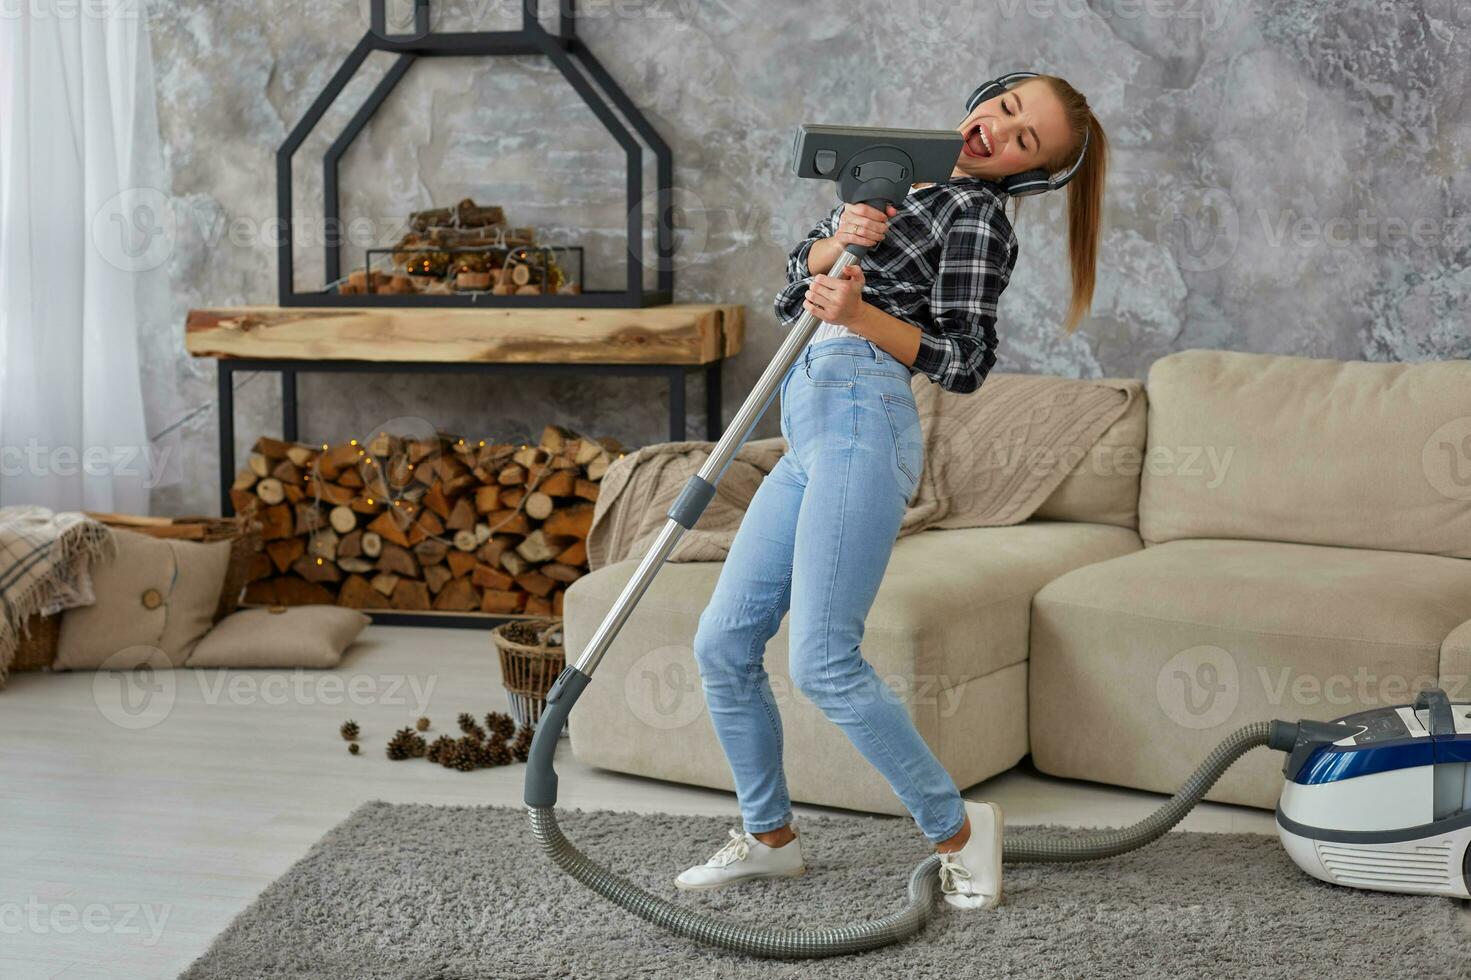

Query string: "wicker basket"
[[491, 617, 567, 735], [8, 510, 263, 675]]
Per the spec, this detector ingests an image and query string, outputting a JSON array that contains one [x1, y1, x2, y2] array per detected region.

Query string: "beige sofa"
[[563, 349, 1471, 815]]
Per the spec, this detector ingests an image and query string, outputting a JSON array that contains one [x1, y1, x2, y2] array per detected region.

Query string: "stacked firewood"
[[339, 197, 575, 297], [234, 425, 620, 617]]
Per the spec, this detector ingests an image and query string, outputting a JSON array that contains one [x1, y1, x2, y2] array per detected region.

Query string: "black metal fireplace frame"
[[277, 0, 674, 309]]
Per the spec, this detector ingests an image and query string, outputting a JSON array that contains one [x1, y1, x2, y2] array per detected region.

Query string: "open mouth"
[[961, 121, 993, 159]]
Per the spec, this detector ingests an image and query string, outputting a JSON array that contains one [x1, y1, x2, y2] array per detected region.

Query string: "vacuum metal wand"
[[570, 246, 862, 679]]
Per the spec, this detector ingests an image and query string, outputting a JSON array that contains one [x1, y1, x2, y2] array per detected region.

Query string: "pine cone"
[[452, 738, 480, 771], [340, 720, 360, 741], [484, 738, 512, 767], [349, 742, 361, 755], [415, 716, 431, 732], [485, 712, 516, 741], [512, 721, 541, 763], [460, 719, 487, 742], [386, 726, 417, 760], [456, 711, 476, 733], [407, 733, 427, 758], [427, 735, 455, 765]]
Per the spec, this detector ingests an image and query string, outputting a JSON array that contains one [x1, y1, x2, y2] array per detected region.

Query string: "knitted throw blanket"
[[0, 505, 116, 682], [587, 372, 1140, 570]]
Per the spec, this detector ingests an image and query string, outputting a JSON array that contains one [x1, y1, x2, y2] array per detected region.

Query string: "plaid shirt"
[[774, 177, 1018, 394]]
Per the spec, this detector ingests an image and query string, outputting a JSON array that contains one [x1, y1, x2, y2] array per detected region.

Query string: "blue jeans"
[[691, 336, 966, 843]]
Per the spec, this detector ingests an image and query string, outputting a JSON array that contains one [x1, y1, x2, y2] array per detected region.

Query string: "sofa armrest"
[[1442, 619, 1471, 696]]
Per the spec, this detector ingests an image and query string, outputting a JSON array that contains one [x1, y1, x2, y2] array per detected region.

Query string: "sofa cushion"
[[1033, 378, 1147, 530], [1442, 619, 1471, 696], [565, 520, 1141, 815], [185, 606, 371, 669], [1140, 349, 1471, 558], [1029, 538, 1471, 809]]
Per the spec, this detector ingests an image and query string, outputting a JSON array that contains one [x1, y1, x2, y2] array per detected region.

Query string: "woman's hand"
[[830, 202, 899, 249], [803, 265, 867, 325]]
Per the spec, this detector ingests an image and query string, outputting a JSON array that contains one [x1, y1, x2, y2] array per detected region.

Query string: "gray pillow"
[[185, 605, 370, 668]]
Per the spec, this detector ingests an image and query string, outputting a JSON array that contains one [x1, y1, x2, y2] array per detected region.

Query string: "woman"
[[678, 74, 1108, 910]]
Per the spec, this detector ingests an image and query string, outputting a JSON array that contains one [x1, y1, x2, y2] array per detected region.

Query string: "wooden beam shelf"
[[186, 303, 744, 365]]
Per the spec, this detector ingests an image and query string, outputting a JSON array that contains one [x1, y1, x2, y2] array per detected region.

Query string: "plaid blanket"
[[0, 505, 116, 682]]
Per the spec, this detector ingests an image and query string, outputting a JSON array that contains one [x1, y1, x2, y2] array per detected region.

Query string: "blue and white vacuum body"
[[1276, 688, 1471, 898]]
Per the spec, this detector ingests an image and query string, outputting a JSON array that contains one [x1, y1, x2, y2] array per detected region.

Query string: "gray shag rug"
[[182, 802, 1471, 980]]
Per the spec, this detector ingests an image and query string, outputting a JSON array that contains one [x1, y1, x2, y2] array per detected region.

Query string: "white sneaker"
[[937, 800, 1003, 909], [674, 826, 806, 891]]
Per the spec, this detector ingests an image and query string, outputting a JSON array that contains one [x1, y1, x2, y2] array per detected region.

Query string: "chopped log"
[[485, 509, 531, 535], [453, 529, 478, 552], [338, 574, 389, 610], [542, 502, 595, 539], [338, 529, 363, 559], [414, 537, 449, 566], [283, 481, 305, 504], [513, 569, 556, 598], [246, 552, 272, 582], [524, 594, 553, 617], [423, 481, 452, 520], [270, 459, 302, 484], [497, 464, 526, 486], [537, 469, 576, 497], [307, 476, 355, 506], [474, 522, 493, 545], [555, 539, 586, 567], [499, 486, 526, 510], [307, 529, 340, 562], [253, 436, 295, 460], [294, 503, 326, 533], [390, 579, 431, 611], [480, 589, 524, 615], [329, 505, 357, 534], [376, 543, 419, 578], [474, 485, 501, 514], [275, 577, 335, 605], [318, 442, 362, 480], [260, 504, 293, 540], [337, 557, 374, 574], [524, 491, 554, 521], [371, 572, 400, 597], [423, 564, 453, 595], [445, 550, 477, 578], [266, 537, 306, 574], [408, 199, 505, 232], [500, 550, 529, 577], [292, 555, 341, 585], [445, 495, 477, 531], [337, 467, 364, 489], [414, 507, 444, 539], [574, 478, 600, 502], [574, 439, 603, 466], [475, 537, 508, 568], [230, 488, 260, 515], [368, 510, 411, 548], [585, 453, 611, 482], [541, 562, 583, 584], [361, 531, 382, 558], [285, 444, 316, 467], [256, 478, 285, 505], [515, 529, 560, 564], [472, 563, 514, 591], [540, 424, 573, 454], [433, 577, 479, 612]]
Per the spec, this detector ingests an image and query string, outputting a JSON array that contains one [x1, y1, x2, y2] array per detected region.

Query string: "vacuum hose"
[[526, 710, 1282, 959]]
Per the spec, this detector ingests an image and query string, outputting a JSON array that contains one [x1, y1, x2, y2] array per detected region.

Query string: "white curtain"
[[0, 0, 161, 512]]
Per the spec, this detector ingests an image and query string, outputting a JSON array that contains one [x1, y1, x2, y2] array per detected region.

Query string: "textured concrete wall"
[[143, 0, 1471, 515]]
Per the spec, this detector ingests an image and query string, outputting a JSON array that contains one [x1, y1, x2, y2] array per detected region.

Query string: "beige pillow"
[[185, 606, 370, 668], [56, 530, 231, 670], [1033, 377, 1147, 529]]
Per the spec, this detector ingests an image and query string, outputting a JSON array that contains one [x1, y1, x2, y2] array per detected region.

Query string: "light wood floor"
[[4, 625, 1465, 979]]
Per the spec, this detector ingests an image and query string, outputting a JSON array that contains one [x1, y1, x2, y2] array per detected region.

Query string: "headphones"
[[964, 71, 1089, 197]]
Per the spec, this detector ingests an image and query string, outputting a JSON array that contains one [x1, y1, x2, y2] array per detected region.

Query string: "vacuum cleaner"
[[522, 123, 1471, 958]]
